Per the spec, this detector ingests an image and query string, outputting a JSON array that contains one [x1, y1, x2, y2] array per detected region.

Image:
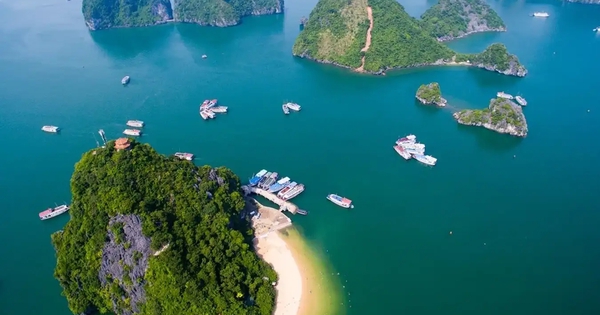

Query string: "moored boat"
[[200, 99, 218, 110], [404, 148, 425, 156], [42, 125, 59, 133], [393, 145, 412, 160], [261, 172, 279, 189], [396, 134, 416, 144], [126, 120, 144, 128], [326, 194, 353, 208], [533, 12, 549, 18], [258, 172, 272, 188], [284, 102, 301, 111], [277, 182, 297, 198], [123, 129, 141, 136], [515, 96, 527, 106], [39, 204, 69, 220], [268, 177, 291, 193], [497, 91, 514, 99], [210, 106, 228, 113], [399, 142, 425, 151], [282, 184, 304, 200], [414, 154, 437, 166], [282, 104, 290, 114], [249, 169, 268, 186], [174, 152, 194, 161], [121, 76, 130, 85]]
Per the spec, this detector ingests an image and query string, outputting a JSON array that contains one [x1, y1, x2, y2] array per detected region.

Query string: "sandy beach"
[[252, 201, 343, 315]]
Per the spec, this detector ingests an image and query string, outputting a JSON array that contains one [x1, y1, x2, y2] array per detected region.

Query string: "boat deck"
[[242, 186, 303, 214]]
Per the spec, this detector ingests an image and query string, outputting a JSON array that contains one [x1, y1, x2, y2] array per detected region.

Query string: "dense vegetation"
[[454, 98, 528, 136], [456, 43, 523, 72], [52, 140, 277, 315], [173, 0, 283, 26], [416, 82, 443, 104], [421, 0, 505, 41], [82, 0, 173, 30], [291, 0, 370, 68], [292, 0, 524, 75]]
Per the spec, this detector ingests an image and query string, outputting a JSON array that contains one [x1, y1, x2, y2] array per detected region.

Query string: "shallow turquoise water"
[[1, 0, 599, 314]]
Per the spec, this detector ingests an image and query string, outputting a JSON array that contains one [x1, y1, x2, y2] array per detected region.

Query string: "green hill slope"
[[421, 0, 506, 41], [293, 0, 526, 76], [52, 140, 276, 315]]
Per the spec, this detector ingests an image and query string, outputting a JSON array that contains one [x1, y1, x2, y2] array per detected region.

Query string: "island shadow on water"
[[89, 24, 175, 60], [456, 123, 523, 152]]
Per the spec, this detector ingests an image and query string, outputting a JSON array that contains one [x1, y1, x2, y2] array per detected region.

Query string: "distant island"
[[416, 82, 447, 107], [292, 0, 526, 77], [421, 0, 506, 42], [82, 0, 284, 30], [52, 139, 277, 315], [453, 98, 528, 137]]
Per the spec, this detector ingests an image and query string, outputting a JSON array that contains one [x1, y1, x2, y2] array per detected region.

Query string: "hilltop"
[[453, 98, 528, 137], [416, 82, 447, 107], [421, 0, 506, 41], [82, 0, 283, 30], [52, 140, 277, 315], [292, 0, 525, 76]]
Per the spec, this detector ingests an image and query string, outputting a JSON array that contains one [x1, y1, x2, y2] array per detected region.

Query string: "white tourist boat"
[[39, 204, 69, 220], [414, 154, 437, 166], [174, 152, 194, 161], [126, 120, 144, 128], [42, 125, 59, 133], [515, 96, 528, 106], [326, 194, 354, 209], [497, 91, 514, 99], [533, 12, 549, 18], [123, 129, 141, 136], [121, 75, 130, 85], [284, 102, 301, 111]]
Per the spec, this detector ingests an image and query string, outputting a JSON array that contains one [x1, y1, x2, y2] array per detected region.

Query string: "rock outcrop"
[[99, 214, 152, 315], [421, 0, 506, 42], [453, 98, 528, 137], [82, 0, 173, 31], [458, 43, 527, 77], [416, 82, 447, 107]]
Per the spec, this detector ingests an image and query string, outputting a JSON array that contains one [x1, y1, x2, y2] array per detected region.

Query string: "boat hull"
[[326, 195, 352, 208]]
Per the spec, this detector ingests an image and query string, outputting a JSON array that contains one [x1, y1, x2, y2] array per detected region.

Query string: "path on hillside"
[[356, 6, 373, 72]]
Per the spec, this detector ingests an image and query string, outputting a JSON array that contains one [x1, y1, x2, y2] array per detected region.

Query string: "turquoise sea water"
[[1, 0, 600, 314]]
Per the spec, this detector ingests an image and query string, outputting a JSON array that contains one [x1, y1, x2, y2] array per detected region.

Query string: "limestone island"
[[416, 82, 447, 107], [82, 0, 284, 30], [292, 0, 526, 77], [421, 0, 506, 42], [453, 98, 528, 137], [52, 140, 282, 315]]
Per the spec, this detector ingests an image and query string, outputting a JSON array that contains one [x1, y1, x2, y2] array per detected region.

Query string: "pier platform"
[[242, 186, 305, 215]]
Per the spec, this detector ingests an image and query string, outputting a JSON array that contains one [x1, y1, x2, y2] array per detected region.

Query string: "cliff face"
[[460, 43, 527, 77], [83, 0, 173, 31], [453, 98, 528, 137], [421, 0, 506, 41], [173, 0, 283, 27]]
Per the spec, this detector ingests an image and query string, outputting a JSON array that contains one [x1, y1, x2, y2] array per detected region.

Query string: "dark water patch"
[[456, 123, 523, 152], [90, 24, 175, 60]]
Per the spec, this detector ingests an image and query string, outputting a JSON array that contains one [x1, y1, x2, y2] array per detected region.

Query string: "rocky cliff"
[[82, 0, 173, 31], [453, 98, 528, 137], [421, 0, 506, 41], [416, 82, 447, 107], [456, 43, 527, 77], [169, 0, 283, 27]]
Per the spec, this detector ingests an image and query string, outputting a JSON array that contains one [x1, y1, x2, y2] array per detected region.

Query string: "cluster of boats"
[[497, 92, 528, 106], [123, 120, 144, 137], [249, 170, 305, 200], [393, 135, 437, 166], [200, 99, 228, 120], [282, 102, 301, 115], [39, 204, 69, 220]]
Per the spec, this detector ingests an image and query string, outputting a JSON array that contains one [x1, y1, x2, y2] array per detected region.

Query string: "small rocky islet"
[[453, 98, 528, 137], [416, 82, 447, 107], [292, 0, 526, 77]]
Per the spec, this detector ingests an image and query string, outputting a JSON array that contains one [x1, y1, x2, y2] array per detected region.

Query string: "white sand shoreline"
[[255, 230, 303, 315]]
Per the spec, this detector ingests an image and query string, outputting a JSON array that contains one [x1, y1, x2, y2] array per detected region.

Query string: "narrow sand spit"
[[356, 6, 373, 72], [255, 232, 303, 315]]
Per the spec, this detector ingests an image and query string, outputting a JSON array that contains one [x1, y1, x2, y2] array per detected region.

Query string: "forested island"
[[421, 0, 506, 41], [52, 140, 277, 315], [292, 0, 525, 77], [82, 0, 283, 30], [453, 98, 528, 137], [416, 82, 447, 107]]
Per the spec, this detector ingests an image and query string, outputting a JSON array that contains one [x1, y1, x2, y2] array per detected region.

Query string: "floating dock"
[[242, 186, 305, 215]]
